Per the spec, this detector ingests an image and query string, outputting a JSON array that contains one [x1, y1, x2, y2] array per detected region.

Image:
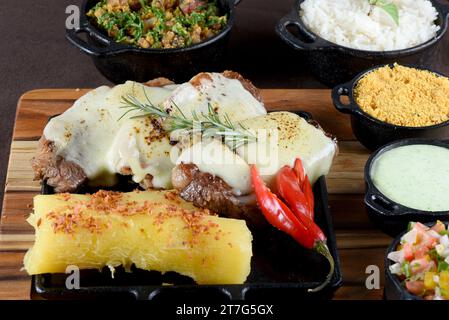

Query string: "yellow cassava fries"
[[23, 190, 253, 284]]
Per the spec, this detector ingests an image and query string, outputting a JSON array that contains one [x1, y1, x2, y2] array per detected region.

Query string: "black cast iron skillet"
[[332, 64, 449, 151], [66, 0, 240, 84], [365, 139, 449, 237], [31, 111, 342, 300], [384, 221, 448, 300], [276, 0, 449, 87]]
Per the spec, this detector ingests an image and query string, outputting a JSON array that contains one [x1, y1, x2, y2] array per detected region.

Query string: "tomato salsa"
[[388, 221, 449, 300]]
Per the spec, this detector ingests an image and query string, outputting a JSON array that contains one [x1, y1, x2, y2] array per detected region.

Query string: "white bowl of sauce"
[[364, 139, 449, 236]]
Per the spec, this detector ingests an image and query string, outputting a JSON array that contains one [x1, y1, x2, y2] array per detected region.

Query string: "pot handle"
[[365, 191, 408, 216], [65, 21, 122, 57], [234, 0, 242, 5], [275, 10, 331, 50], [331, 83, 357, 115]]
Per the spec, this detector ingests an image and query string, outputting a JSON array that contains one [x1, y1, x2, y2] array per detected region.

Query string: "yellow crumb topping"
[[354, 64, 449, 127]]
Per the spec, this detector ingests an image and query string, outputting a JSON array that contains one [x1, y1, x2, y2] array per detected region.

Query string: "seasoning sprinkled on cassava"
[[354, 64, 449, 127], [25, 189, 253, 284], [44, 190, 217, 238]]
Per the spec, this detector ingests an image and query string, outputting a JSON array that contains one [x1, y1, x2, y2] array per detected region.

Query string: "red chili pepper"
[[293, 158, 306, 185], [251, 165, 334, 292], [251, 165, 316, 249], [275, 166, 312, 220], [293, 158, 314, 217], [303, 175, 314, 217]]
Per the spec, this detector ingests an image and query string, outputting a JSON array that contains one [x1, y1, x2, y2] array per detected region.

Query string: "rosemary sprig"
[[369, 0, 399, 25], [119, 92, 256, 150]]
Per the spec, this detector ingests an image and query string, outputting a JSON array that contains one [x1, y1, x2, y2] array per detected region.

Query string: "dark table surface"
[[0, 0, 448, 214]]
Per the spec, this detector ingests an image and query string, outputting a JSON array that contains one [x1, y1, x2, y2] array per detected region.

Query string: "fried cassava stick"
[[24, 190, 253, 284]]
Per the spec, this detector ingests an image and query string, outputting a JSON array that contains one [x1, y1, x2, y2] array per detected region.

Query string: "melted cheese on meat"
[[44, 82, 175, 185], [42, 73, 266, 189], [163, 73, 267, 122], [239, 112, 337, 187], [42, 75, 335, 195], [174, 112, 336, 194], [44, 86, 114, 180], [107, 117, 174, 188], [176, 139, 252, 196]]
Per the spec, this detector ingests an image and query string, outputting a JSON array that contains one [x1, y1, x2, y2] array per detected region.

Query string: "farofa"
[[354, 64, 449, 127]]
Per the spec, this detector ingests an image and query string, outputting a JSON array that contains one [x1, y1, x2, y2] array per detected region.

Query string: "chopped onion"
[[436, 244, 445, 256], [428, 230, 442, 239], [387, 250, 404, 263], [441, 235, 449, 247], [435, 287, 443, 300], [401, 228, 418, 245], [441, 249, 449, 258], [434, 275, 440, 284], [389, 262, 402, 275]]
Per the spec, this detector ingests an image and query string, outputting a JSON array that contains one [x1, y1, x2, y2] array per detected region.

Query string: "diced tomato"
[[414, 222, 429, 241], [405, 280, 425, 296], [431, 221, 446, 234], [421, 232, 438, 249], [414, 222, 429, 232], [410, 257, 431, 275], [403, 243, 414, 261], [413, 244, 429, 259], [427, 260, 436, 273]]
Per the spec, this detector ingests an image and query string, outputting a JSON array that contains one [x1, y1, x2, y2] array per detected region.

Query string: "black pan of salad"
[[66, 0, 240, 84], [385, 221, 449, 300]]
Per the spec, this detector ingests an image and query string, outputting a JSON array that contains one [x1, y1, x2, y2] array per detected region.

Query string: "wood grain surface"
[[0, 89, 392, 300]]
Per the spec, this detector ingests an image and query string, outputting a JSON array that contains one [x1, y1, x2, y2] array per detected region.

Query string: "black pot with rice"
[[276, 0, 449, 87]]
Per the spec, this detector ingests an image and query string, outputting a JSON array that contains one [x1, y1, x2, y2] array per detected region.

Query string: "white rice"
[[299, 0, 440, 51]]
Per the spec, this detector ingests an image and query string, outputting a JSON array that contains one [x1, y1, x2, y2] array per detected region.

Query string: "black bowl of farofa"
[[332, 64, 449, 151]]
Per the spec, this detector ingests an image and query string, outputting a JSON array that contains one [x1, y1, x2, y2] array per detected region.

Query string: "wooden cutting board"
[[0, 89, 392, 300]]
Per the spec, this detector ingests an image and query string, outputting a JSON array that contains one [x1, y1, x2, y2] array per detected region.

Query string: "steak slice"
[[172, 163, 266, 228], [144, 77, 174, 87], [31, 137, 87, 193]]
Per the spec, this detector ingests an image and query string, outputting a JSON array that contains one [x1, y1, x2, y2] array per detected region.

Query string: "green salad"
[[87, 0, 228, 49]]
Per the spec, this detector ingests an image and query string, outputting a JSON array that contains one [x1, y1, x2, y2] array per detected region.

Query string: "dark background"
[[0, 0, 448, 214]]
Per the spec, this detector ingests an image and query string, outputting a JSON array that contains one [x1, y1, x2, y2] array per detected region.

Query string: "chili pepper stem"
[[308, 241, 335, 293]]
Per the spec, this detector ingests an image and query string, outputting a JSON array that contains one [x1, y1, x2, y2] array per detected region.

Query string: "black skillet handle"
[[65, 21, 122, 57], [331, 82, 357, 115], [275, 10, 331, 50], [364, 191, 407, 217]]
